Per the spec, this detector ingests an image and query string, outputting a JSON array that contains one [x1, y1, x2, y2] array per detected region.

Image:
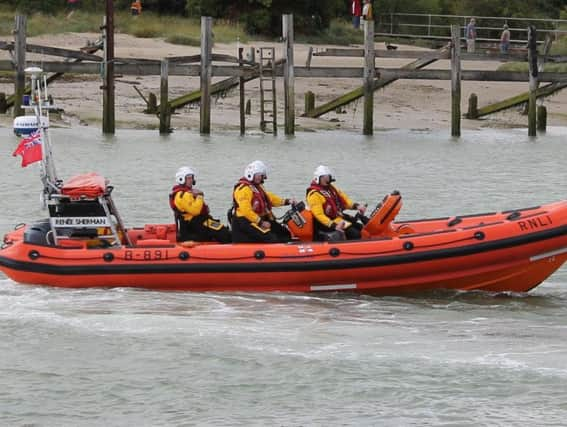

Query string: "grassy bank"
[[0, 8, 250, 44], [498, 62, 567, 73], [1, 6, 563, 51], [0, 7, 364, 46]]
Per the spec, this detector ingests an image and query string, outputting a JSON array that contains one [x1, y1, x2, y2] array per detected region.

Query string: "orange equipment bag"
[[61, 173, 107, 199]]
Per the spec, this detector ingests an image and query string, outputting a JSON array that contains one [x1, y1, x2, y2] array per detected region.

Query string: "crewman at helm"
[[231, 160, 296, 243], [170, 166, 231, 243], [307, 165, 367, 240]]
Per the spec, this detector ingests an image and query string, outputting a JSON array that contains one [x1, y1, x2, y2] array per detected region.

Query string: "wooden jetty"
[[303, 45, 450, 119], [469, 33, 567, 121], [1, 11, 567, 136], [0, 38, 103, 113], [470, 82, 567, 119]]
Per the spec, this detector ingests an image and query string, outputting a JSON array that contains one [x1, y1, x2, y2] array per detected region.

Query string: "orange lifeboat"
[[2, 173, 567, 295]]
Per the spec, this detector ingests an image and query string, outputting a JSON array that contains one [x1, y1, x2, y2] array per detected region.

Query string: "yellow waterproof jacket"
[[307, 184, 354, 228], [174, 191, 205, 222], [233, 182, 286, 225]]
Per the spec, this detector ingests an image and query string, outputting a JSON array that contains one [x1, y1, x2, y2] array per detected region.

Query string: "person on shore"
[[307, 165, 366, 241], [170, 166, 231, 243], [130, 0, 142, 16], [351, 0, 362, 30], [362, 0, 373, 21], [231, 160, 295, 243], [66, 0, 80, 19], [466, 18, 476, 53], [500, 24, 511, 54]]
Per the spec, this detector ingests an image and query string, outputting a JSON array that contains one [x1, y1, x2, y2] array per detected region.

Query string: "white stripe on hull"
[[530, 246, 567, 262], [310, 283, 357, 291]]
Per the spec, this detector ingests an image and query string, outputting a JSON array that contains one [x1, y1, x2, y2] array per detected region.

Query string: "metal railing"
[[376, 13, 567, 44]]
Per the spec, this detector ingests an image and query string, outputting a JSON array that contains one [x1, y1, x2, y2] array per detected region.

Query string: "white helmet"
[[313, 165, 334, 184], [244, 160, 268, 181], [175, 166, 196, 185]]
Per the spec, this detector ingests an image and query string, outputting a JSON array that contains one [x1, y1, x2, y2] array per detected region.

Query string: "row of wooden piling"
[[7, 13, 566, 137], [450, 24, 547, 137]]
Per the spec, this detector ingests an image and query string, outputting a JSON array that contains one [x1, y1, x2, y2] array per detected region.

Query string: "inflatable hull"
[[2, 202, 567, 295]]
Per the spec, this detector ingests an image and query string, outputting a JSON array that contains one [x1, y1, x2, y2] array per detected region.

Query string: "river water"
[[1, 126, 567, 426]]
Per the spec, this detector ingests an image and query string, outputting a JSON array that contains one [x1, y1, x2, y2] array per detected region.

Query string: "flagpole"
[[26, 67, 59, 200]]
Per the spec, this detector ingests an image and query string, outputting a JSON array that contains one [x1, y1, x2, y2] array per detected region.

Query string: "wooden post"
[[239, 47, 245, 135], [245, 99, 251, 115], [363, 19, 375, 135], [159, 59, 171, 134], [528, 26, 538, 137], [466, 93, 478, 119], [13, 15, 26, 118], [305, 91, 315, 115], [282, 14, 295, 135], [200, 16, 212, 135], [450, 25, 461, 137], [102, 0, 115, 134], [0, 93, 7, 114], [537, 105, 547, 132], [146, 93, 157, 114], [306, 46, 313, 68]]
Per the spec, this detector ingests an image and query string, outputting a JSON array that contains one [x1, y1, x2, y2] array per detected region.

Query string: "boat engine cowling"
[[362, 191, 403, 238], [23, 219, 52, 246]]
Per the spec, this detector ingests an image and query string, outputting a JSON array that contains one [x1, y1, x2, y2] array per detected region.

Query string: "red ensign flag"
[[12, 131, 43, 167]]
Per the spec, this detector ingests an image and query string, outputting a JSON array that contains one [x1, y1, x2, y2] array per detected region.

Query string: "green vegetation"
[[0, 1, 566, 47], [0, 5, 366, 46], [296, 20, 363, 45], [165, 35, 200, 46], [498, 61, 567, 73], [0, 7, 251, 44], [549, 35, 567, 55]]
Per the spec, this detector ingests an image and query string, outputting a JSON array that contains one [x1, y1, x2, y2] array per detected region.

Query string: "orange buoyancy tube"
[[362, 192, 403, 238]]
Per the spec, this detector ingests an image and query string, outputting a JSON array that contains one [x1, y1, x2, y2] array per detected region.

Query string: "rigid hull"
[[2, 202, 567, 294]]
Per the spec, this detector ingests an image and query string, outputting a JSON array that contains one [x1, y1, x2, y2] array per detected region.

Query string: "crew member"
[[307, 165, 366, 240], [170, 166, 231, 243], [231, 160, 295, 243]]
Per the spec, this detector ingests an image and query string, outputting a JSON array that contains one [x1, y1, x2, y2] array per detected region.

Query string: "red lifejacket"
[[169, 185, 209, 218], [307, 181, 346, 219], [234, 178, 272, 216]]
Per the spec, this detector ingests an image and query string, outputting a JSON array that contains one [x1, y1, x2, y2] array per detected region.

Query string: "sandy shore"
[[1, 32, 566, 132]]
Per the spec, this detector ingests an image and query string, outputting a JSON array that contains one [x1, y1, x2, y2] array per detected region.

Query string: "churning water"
[[1, 126, 567, 426]]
